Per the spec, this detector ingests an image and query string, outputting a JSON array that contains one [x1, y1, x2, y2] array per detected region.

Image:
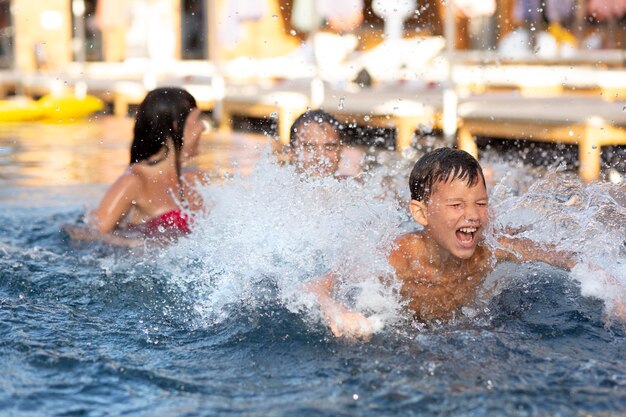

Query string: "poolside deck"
[[217, 80, 625, 182], [1, 58, 625, 182]]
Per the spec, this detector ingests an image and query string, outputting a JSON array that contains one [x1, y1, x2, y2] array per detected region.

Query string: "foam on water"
[[490, 168, 626, 319], [115, 153, 626, 332], [159, 150, 407, 330]]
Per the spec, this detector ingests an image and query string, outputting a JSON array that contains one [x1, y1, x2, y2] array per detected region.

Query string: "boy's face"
[[292, 122, 341, 177], [418, 177, 489, 260]]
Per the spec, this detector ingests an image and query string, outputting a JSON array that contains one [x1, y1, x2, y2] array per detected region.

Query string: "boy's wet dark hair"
[[409, 148, 486, 202], [131, 87, 197, 164], [289, 109, 343, 148]]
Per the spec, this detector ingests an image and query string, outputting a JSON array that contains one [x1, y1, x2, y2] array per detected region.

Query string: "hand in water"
[[610, 301, 626, 322], [325, 306, 373, 339], [303, 274, 382, 339], [578, 262, 626, 323], [63, 224, 142, 247]]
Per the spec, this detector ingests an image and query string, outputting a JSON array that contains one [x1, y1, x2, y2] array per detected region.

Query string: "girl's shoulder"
[[110, 166, 142, 190]]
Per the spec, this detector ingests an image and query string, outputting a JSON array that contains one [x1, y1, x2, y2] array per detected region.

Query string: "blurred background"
[[0, 0, 624, 187]]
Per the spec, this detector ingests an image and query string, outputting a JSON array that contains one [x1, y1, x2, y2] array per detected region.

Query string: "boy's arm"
[[495, 235, 577, 271], [497, 236, 626, 321], [303, 272, 373, 339], [571, 263, 626, 322]]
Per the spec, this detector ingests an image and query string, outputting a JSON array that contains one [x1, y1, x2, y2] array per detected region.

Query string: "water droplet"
[[338, 97, 344, 110], [289, 29, 296, 36], [352, 394, 359, 400], [364, 115, 371, 122]]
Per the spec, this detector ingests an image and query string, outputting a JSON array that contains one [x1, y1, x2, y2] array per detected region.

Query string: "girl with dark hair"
[[87, 87, 207, 240]]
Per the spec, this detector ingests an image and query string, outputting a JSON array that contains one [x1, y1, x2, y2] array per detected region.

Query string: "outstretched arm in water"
[[303, 272, 373, 339], [63, 223, 142, 247], [495, 235, 577, 271], [496, 235, 626, 321]]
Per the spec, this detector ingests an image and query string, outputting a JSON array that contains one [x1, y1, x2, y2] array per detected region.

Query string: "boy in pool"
[[306, 147, 622, 338]]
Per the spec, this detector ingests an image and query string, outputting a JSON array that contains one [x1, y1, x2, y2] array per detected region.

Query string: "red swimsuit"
[[144, 209, 191, 237]]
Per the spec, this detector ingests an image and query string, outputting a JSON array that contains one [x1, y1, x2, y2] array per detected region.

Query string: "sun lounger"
[[456, 94, 626, 182], [219, 80, 443, 147], [0, 70, 19, 98], [220, 82, 310, 143], [340, 37, 446, 83], [322, 84, 442, 149], [453, 65, 626, 99]]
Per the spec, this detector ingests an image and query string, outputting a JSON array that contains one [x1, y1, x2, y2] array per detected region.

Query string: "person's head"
[[408, 148, 489, 260], [130, 87, 200, 165], [289, 109, 343, 177]]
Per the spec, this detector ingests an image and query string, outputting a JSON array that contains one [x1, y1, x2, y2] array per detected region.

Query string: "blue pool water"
[[2, 124, 626, 416]]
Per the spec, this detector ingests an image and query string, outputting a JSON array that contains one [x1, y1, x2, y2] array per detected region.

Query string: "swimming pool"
[[1, 118, 626, 416]]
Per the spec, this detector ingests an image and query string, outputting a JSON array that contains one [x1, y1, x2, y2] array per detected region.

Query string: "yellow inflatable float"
[[0, 94, 104, 123]]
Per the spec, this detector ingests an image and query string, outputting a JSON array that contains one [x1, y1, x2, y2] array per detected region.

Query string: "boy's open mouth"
[[456, 226, 477, 247]]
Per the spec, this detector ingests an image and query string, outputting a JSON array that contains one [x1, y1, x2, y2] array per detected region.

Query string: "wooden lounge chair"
[[456, 94, 626, 182], [453, 64, 626, 100], [219, 81, 443, 148], [219, 82, 310, 143], [322, 84, 442, 149]]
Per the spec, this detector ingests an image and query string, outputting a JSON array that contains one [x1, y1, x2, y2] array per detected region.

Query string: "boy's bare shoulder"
[[393, 230, 423, 244], [389, 231, 424, 268], [391, 231, 423, 251]]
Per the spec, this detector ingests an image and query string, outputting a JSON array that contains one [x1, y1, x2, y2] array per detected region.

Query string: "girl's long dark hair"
[[130, 88, 197, 170]]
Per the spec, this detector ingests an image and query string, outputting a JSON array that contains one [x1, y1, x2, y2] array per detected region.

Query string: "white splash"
[[150, 154, 625, 329], [491, 169, 626, 320], [161, 150, 406, 330]]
